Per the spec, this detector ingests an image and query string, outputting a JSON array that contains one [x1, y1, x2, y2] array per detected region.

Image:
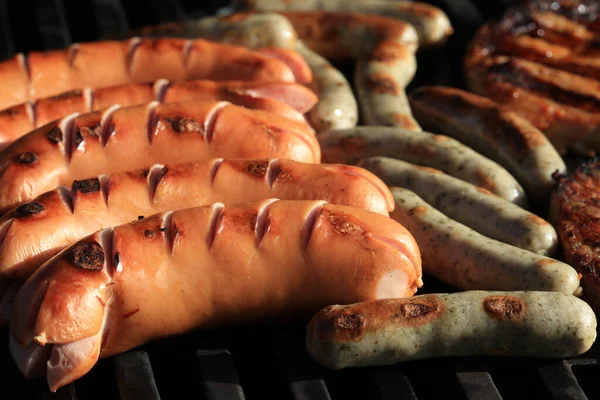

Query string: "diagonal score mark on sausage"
[[206, 202, 225, 249], [153, 79, 171, 103], [302, 201, 326, 251], [126, 38, 142, 77], [147, 164, 167, 202], [17, 53, 30, 86], [99, 104, 120, 148], [57, 186, 74, 214], [60, 113, 81, 165], [98, 174, 110, 208], [144, 101, 160, 145], [25, 101, 36, 127], [266, 159, 281, 189], [255, 199, 278, 247], [83, 88, 94, 113], [67, 44, 79, 68], [204, 102, 229, 145], [98, 228, 115, 278], [209, 158, 224, 187]]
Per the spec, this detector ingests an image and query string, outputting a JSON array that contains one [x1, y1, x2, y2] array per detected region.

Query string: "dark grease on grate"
[[0, 0, 599, 399]]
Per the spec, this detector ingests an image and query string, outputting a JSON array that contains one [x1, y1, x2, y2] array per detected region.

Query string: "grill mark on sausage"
[[15, 202, 45, 218], [67, 44, 79, 68], [204, 102, 229, 145], [99, 174, 110, 208], [145, 101, 159, 145], [244, 160, 269, 180], [57, 186, 74, 214], [46, 126, 63, 144], [99, 228, 115, 277], [72, 178, 101, 194], [266, 159, 281, 188], [255, 200, 276, 247], [207, 203, 225, 249], [161, 211, 176, 254], [147, 164, 167, 201], [154, 79, 171, 102], [487, 60, 600, 113], [364, 73, 401, 95], [209, 158, 224, 187], [100, 104, 120, 148], [70, 241, 104, 271], [302, 202, 325, 251], [0, 105, 22, 117], [15, 152, 37, 165], [483, 295, 527, 322], [127, 37, 142, 76]]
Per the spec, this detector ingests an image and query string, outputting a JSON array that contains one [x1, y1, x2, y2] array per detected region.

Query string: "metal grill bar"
[[370, 368, 418, 400], [114, 351, 161, 400], [196, 349, 246, 400], [537, 361, 588, 400]]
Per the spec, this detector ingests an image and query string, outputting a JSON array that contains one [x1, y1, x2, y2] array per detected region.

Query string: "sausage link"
[[318, 127, 528, 206], [134, 13, 358, 132], [390, 187, 580, 294], [0, 100, 319, 213], [0, 158, 392, 279], [9, 200, 422, 391], [280, 11, 420, 128], [0, 79, 318, 146], [0, 37, 300, 110], [306, 291, 597, 369], [360, 157, 557, 255], [240, 0, 453, 46], [409, 86, 567, 206]]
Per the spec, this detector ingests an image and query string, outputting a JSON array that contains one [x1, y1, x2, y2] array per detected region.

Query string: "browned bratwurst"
[[0, 99, 319, 213], [0, 158, 393, 279], [9, 199, 422, 391], [0, 80, 318, 146], [0, 37, 307, 109]]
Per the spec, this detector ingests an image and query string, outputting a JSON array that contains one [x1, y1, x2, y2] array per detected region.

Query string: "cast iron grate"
[[0, 0, 598, 399]]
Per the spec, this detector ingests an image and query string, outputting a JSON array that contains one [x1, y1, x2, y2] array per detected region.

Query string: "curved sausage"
[[306, 291, 597, 369], [0, 100, 319, 213], [389, 187, 580, 294], [133, 13, 358, 132], [318, 127, 528, 206], [359, 157, 557, 255], [240, 0, 453, 46], [409, 86, 567, 206], [0, 158, 393, 279], [0, 37, 303, 110], [0, 80, 318, 146], [9, 199, 423, 391], [281, 11, 420, 129]]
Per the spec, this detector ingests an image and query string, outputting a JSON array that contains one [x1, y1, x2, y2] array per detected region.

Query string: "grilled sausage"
[[318, 127, 527, 206], [281, 11, 420, 129], [9, 199, 423, 391], [240, 0, 453, 46], [134, 13, 358, 132], [0, 100, 319, 213], [0, 158, 393, 279], [409, 86, 567, 206], [360, 157, 557, 255], [390, 187, 580, 294], [0, 80, 318, 146], [306, 291, 597, 369], [0, 37, 306, 110]]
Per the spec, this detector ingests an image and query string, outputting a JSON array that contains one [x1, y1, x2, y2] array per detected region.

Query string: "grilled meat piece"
[[465, 0, 600, 155], [550, 158, 600, 312]]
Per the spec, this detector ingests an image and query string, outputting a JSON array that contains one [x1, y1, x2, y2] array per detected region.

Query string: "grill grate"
[[0, 1, 599, 399]]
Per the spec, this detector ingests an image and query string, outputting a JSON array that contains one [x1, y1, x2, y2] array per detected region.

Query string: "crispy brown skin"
[[465, 1, 600, 153], [551, 159, 600, 312]]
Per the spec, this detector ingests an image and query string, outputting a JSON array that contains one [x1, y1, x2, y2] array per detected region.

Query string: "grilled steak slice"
[[550, 159, 600, 311]]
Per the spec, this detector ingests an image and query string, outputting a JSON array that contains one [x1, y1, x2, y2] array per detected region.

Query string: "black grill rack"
[[1, 0, 599, 399]]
